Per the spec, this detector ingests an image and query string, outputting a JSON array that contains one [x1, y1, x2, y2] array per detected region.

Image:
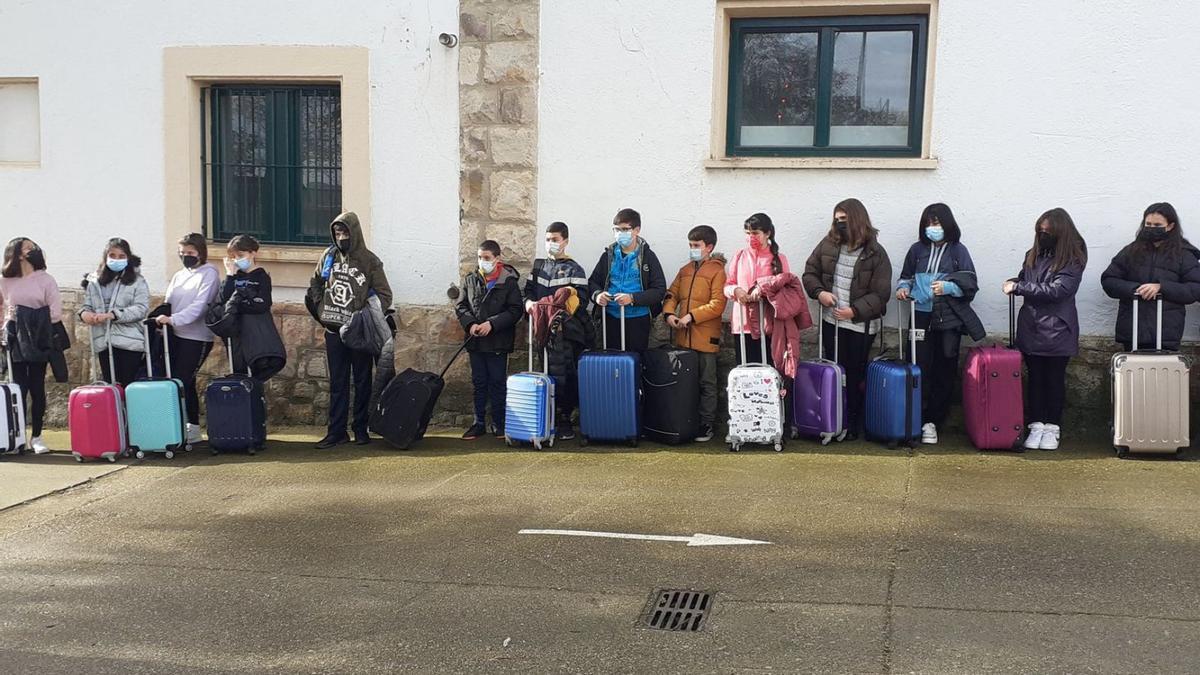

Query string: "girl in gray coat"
[[79, 238, 149, 387]]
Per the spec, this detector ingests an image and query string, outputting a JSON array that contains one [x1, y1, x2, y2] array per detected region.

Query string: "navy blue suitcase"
[[205, 339, 267, 454], [578, 305, 641, 446], [865, 300, 922, 447]]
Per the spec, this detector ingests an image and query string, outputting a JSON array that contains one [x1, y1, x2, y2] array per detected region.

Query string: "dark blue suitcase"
[[578, 305, 641, 446], [205, 339, 267, 454], [865, 300, 922, 447]]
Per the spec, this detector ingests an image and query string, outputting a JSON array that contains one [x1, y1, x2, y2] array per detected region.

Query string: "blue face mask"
[[688, 248, 703, 262], [234, 256, 252, 272], [925, 226, 945, 243], [106, 257, 128, 273], [615, 230, 634, 248]]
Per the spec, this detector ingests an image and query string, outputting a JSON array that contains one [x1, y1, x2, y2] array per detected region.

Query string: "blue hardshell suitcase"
[[578, 305, 641, 446], [505, 321, 556, 449], [865, 300, 922, 447], [206, 338, 267, 454], [126, 323, 189, 459]]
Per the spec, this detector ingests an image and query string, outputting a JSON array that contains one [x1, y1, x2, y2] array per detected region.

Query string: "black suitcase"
[[371, 342, 469, 449], [205, 339, 267, 454], [641, 348, 700, 445]]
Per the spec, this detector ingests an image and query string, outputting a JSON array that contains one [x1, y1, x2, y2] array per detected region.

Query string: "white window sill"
[[0, 161, 40, 169], [704, 156, 938, 170]]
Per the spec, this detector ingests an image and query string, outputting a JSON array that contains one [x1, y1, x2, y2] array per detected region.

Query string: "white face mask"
[[478, 258, 496, 274], [545, 240, 562, 258]]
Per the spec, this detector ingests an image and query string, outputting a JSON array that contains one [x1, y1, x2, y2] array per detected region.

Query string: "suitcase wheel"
[[728, 442, 740, 452], [836, 430, 848, 443], [1116, 446, 1130, 459], [504, 436, 513, 447], [547, 436, 555, 448], [533, 440, 542, 450], [107, 455, 116, 463], [628, 438, 638, 448], [774, 442, 783, 452], [165, 450, 175, 460], [579, 436, 589, 447], [135, 450, 146, 460], [790, 427, 799, 441], [74, 454, 83, 463], [184, 444, 192, 452], [248, 448, 256, 455], [211, 448, 220, 456]]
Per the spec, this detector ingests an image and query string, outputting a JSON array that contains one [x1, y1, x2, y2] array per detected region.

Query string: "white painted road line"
[[518, 529, 772, 547]]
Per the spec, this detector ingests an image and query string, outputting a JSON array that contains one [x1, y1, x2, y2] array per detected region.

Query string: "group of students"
[[1, 200, 1194, 454], [0, 211, 392, 454], [455, 200, 1196, 452]]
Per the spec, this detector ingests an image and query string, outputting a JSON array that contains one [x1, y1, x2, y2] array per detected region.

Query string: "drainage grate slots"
[[637, 589, 713, 632]]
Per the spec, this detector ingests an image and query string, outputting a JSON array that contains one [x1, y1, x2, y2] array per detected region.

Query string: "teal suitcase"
[[126, 323, 189, 459]]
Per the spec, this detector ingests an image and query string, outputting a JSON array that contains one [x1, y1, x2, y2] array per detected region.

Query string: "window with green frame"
[[727, 15, 929, 158], [202, 84, 342, 245]]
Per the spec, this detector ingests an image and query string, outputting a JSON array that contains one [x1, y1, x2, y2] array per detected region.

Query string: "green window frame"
[[727, 15, 929, 158], [202, 84, 342, 246]]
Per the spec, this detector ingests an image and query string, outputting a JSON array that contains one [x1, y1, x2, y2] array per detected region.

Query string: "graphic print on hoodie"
[[307, 211, 393, 330]]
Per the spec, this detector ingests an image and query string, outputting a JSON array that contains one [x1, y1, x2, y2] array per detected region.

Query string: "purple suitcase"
[[792, 311, 847, 445]]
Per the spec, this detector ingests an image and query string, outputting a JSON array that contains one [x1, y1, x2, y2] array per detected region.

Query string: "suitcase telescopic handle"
[[893, 298, 916, 365], [1130, 293, 1164, 352], [737, 298, 768, 367], [87, 324, 118, 385], [142, 322, 154, 378], [600, 301, 627, 351], [526, 319, 547, 375], [1008, 293, 1016, 349], [226, 337, 252, 378]]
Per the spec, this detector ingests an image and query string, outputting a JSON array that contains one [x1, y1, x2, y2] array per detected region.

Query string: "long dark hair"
[[744, 213, 782, 275], [918, 203, 962, 244], [2, 237, 44, 278], [1024, 208, 1087, 273], [96, 238, 142, 286], [1129, 202, 1184, 262], [830, 198, 878, 250]]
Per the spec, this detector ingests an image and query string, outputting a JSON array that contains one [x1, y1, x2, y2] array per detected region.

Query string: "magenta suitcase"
[[962, 296, 1024, 451], [69, 330, 128, 462]]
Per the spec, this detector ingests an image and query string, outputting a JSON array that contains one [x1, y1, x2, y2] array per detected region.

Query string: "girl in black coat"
[[1101, 203, 1200, 351]]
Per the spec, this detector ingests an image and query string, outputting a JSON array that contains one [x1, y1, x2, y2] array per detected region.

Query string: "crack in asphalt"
[[881, 447, 915, 674]]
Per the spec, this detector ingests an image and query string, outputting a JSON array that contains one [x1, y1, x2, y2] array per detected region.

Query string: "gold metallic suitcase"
[[1111, 297, 1190, 458]]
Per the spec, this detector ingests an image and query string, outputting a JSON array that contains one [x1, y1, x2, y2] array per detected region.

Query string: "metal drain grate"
[[637, 589, 713, 631]]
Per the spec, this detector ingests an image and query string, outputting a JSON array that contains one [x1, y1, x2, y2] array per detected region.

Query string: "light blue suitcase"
[[578, 305, 641, 447], [126, 323, 189, 459], [505, 321, 556, 449]]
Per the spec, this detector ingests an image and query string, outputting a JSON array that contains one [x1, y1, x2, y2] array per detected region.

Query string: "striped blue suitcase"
[[578, 305, 641, 447], [126, 323, 189, 459], [505, 321, 556, 449], [865, 300, 922, 448]]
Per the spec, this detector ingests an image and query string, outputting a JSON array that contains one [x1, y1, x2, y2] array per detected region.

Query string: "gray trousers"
[[697, 351, 718, 427]]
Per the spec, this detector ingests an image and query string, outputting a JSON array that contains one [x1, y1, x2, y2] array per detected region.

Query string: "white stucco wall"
[[0, 0, 459, 304], [539, 1, 1200, 338]]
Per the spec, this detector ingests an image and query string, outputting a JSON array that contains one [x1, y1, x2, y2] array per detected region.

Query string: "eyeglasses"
[[612, 226, 635, 233]]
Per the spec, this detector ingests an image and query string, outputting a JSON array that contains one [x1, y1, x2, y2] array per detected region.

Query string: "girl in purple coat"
[[1003, 208, 1088, 451]]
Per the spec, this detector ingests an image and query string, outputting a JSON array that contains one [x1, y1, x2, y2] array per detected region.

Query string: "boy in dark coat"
[[456, 240, 523, 440]]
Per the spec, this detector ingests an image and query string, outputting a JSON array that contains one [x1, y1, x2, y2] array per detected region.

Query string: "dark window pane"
[[738, 31, 819, 147], [830, 30, 913, 147], [298, 89, 342, 239]]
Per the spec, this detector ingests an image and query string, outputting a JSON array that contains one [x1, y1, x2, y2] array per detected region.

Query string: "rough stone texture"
[[457, 0, 539, 297]]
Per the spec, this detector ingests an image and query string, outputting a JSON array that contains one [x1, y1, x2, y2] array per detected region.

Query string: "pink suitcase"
[[69, 329, 128, 463], [962, 296, 1024, 451]]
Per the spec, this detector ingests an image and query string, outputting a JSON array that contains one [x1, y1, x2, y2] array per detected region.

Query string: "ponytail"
[[768, 238, 782, 275]]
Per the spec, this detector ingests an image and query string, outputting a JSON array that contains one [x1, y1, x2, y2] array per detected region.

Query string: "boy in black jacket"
[[456, 240, 523, 440], [523, 221, 591, 440], [588, 208, 667, 353]]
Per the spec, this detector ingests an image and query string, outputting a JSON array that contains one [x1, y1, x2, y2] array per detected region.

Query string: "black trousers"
[[325, 330, 374, 436], [168, 336, 212, 425], [469, 351, 508, 427], [1025, 354, 1070, 425], [602, 313, 651, 354], [98, 348, 144, 388], [820, 322, 876, 433], [11, 360, 47, 437], [914, 316, 962, 427]]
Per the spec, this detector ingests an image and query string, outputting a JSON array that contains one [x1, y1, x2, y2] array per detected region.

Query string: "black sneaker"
[[696, 424, 715, 443], [558, 423, 576, 441], [462, 423, 486, 440], [315, 433, 350, 449]]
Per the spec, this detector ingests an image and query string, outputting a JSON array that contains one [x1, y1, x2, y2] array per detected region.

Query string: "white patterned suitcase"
[[2, 348, 27, 454], [726, 301, 785, 452], [1112, 297, 1190, 458]]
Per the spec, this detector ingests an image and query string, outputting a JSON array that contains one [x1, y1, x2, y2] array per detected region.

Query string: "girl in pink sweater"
[[724, 213, 791, 365], [1, 237, 63, 454]]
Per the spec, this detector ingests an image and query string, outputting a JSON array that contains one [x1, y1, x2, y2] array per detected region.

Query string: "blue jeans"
[[469, 351, 508, 427]]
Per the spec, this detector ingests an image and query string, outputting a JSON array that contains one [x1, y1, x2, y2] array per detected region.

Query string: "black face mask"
[[336, 239, 352, 253], [1038, 232, 1058, 250], [1138, 227, 1169, 244], [24, 249, 45, 269], [835, 221, 849, 237], [180, 254, 200, 269]]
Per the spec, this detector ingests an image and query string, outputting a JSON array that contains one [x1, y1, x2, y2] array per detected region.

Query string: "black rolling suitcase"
[[641, 348, 700, 445], [372, 342, 469, 449], [205, 338, 267, 455]]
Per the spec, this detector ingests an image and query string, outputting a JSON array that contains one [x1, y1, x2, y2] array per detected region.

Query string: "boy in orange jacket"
[[662, 225, 727, 442]]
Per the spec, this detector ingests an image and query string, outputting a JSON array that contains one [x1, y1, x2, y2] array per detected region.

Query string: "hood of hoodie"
[[331, 211, 365, 257]]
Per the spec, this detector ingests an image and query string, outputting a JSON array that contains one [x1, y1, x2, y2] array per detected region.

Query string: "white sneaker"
[[921, 423, 938, 444], [1039, 424, 1060, 451], [30, 436, 50, 454], [1023, 422, 1045, 450], [186, 424, 203, 444]]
